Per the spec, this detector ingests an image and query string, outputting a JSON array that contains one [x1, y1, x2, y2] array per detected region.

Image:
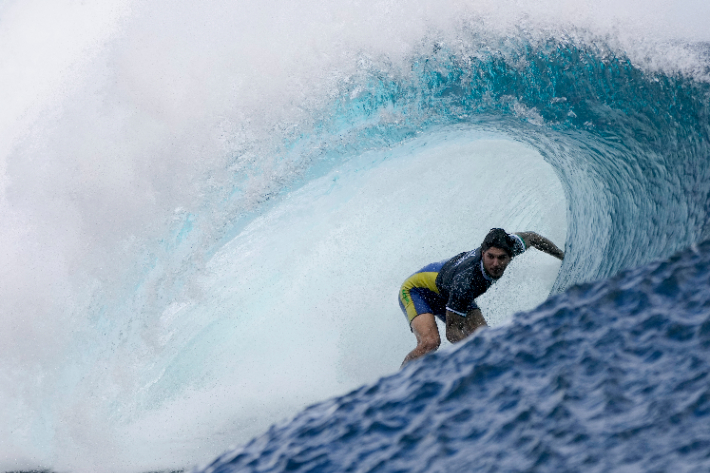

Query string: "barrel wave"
[[192, 35, 710, 473], [1, 2, 710, 472]]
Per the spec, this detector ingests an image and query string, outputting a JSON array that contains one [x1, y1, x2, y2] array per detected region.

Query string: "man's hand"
[[515, 232, 564, 260]]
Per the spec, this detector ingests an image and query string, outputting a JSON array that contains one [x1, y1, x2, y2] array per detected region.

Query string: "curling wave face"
[[192, 34, 710, 473]]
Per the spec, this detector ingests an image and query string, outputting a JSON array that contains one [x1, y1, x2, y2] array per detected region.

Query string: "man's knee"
[[418, 333, 441, 353], [445, 325, 466, 343], [446, 320, 485, 343]]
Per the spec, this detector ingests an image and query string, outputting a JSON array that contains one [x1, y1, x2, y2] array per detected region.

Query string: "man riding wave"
[[398, 228, 564, 367]]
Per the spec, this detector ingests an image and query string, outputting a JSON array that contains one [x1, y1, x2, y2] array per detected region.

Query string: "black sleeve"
[[509, 233, 527, 257]]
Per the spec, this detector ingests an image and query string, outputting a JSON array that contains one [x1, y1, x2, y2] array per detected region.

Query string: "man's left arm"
[[515, 232, 565, 260]]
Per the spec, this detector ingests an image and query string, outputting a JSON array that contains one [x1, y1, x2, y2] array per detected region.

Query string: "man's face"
[[482, 247, 511, 279]]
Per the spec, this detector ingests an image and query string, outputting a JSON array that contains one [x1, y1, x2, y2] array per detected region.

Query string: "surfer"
[[398, 228, 564, 367]]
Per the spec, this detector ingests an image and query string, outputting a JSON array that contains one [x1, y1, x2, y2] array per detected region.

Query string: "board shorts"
[[398, 260, 479, 325]]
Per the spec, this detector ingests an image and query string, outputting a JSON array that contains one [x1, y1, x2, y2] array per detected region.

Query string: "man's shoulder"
[[451, 248, 481, 266], [447, 249, 482, 280], [438, 249, 479, 284]]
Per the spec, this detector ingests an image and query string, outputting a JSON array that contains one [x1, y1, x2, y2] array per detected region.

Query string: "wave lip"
[[198, 238, 710, 473]]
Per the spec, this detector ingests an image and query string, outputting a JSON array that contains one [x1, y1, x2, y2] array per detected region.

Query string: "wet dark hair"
[[481, 228, 515, 257]]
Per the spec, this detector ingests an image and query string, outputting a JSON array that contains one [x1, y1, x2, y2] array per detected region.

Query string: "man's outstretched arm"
[[515, 232, 565, 260]]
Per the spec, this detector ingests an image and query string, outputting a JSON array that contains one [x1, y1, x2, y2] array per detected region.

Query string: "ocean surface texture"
[[0, 1, 709, 472]]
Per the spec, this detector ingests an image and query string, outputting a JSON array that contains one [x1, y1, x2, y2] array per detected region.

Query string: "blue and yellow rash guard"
[[398, 235, 526, 324]]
